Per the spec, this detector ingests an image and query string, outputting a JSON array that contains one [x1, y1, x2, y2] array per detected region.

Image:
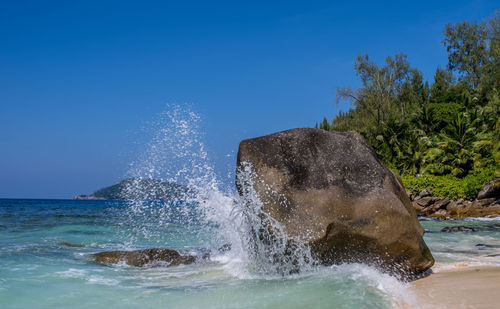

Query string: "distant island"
[[73, 178, 190, 201]]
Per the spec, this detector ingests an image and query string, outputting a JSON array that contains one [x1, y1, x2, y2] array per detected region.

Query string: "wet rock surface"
[[94, 248, 196, 267], [236, 128, 434, 275]]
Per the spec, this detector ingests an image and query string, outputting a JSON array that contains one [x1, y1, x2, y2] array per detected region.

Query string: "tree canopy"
[[317, 10, 500, 186]]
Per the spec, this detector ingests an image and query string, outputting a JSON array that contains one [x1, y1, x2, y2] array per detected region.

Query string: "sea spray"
[[0, 199, 432, 308], [118, 105, 316, 275], [235, 161, 316, 275], [119, 105, 240, 256], [106, 104, 417, 306], [0, 103, 435, 307]]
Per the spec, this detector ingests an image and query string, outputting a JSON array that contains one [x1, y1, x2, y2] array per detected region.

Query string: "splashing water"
[[62, 104, 421, 308], [118, 105, 320, 276], [0, 105, 435, 308], [119, 105, 235, 252], [114, 107, 371, 280], [235, 162, 317, 275]]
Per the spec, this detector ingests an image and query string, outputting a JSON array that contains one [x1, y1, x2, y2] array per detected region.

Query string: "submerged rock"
[[476, 243, 500, 249], [236, 128, 434, 275], [58, 241, 84, 247], [94, 248, 196, 267], [441, 226, 476, 232]]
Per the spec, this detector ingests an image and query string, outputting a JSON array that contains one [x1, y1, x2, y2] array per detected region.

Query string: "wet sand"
[[411, 265, 500, 309]]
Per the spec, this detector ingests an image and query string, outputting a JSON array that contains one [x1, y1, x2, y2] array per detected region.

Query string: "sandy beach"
[[411, 265, 500, 309]]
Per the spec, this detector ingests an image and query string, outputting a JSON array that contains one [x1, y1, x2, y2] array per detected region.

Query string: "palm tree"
[[411, 105, 437, 134], [398, 129, 431, 175]]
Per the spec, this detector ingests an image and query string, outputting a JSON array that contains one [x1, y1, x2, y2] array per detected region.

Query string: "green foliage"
[[316, 117, 332, 131], [401, 166, 499, 199], [334, 52, 421, 142], [430, 67, 455, 101], [317, 10, 500, 199], [428, 102, 464, 128], [443, 20, 488, 90], [484, 11, 500, 93]]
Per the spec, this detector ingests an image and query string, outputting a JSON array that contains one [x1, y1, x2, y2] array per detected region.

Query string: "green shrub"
[[400, 165, 499, 199], [428, 102, 464, 128]]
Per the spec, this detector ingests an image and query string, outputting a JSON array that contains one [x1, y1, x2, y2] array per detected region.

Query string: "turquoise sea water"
[[1, 199, 499, 309]]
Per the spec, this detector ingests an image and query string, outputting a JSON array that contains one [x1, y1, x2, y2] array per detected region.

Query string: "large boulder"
[[477, 177, 500, 200], [94, 248, 196, 267], [236, 128, 434, 275]]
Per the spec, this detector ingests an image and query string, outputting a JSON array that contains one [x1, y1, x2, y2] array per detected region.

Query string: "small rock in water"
[[441, 226, 476, 232], [217, 243, 232, 253], [475, 244, 491, 250], [94, 248, 196, 267], [58, 241, 84, 247]]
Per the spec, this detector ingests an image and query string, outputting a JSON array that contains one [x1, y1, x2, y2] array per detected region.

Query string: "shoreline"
[[409, 264, 500, 309]]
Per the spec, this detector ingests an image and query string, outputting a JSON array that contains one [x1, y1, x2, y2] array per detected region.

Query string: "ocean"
[[1, 198, 499, 309], [2, 108, 499, 308]]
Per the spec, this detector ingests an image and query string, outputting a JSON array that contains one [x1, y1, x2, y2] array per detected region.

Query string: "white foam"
[[332, 263, 417, 308], [462, 216, 500, 221], [87, 275, 120, 286], [112, 105, 436, 306], [432, 261, 500, 272], [56, 268, 87, 278]]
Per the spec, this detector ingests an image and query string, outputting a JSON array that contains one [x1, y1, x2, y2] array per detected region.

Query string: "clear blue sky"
[[1, 0, 498, 198]]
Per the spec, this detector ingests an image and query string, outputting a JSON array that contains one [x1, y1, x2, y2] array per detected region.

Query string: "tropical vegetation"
[[317, 11, 500, 199]]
